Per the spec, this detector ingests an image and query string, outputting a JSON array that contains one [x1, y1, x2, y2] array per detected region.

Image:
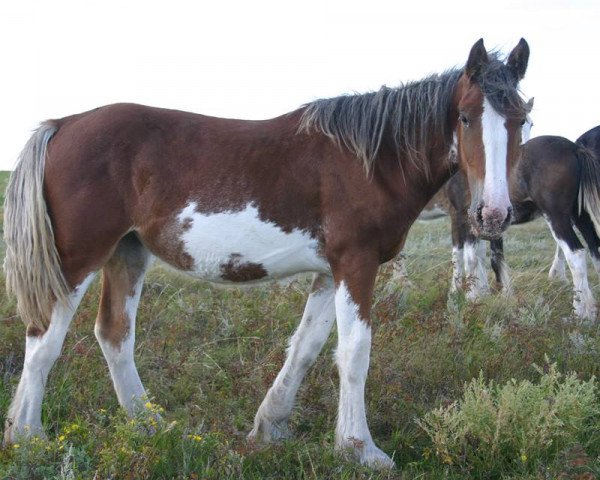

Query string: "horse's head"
[[454, 38, 531, 240]]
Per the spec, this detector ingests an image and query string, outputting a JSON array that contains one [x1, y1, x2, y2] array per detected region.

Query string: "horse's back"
[[43, 103, 329, 285], [518, 136, 580, 214], [576, 125, 600, 153], [521, 135, 580, 175]]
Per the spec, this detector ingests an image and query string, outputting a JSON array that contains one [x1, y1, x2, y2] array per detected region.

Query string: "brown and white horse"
[[3, 39, 530, 468], [405, 123, 600, 322], [400, 110, 532, 300]]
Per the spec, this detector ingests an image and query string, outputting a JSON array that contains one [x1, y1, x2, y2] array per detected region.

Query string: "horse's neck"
[[377, 141, 456, 227], [408, 144, 457, 212]]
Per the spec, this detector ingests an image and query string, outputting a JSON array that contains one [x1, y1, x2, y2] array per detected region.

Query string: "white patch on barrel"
[[176, 202, 329, 282]]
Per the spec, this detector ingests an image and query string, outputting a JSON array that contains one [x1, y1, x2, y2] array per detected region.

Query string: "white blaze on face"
[[481, 98, 510, 212]]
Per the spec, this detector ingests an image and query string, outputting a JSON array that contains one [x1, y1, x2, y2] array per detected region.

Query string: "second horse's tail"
[[577, 144, 600, 238]]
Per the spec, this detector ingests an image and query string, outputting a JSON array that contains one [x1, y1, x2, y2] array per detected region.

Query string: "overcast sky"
[[1, 0, 598, 170]]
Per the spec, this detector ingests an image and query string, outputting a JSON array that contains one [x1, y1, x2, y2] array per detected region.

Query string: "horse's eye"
[[459, 114, 469, 127], [520, 118, 527, 126]]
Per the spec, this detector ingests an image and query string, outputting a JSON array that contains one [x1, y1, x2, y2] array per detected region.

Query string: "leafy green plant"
[[418, 359, 600, 476]]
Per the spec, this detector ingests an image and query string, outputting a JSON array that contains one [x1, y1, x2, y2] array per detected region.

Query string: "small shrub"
[[418, 359, 600, 476]]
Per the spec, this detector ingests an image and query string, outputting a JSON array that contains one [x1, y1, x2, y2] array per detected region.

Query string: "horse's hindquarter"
[[45, 103, 331, 284], [519, 137, 580, 215]]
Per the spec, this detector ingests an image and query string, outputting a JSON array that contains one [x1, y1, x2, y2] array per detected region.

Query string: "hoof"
[[3, 421, 45, 446], [465, 286, 488, 302], [548, 255, 567, 283], [248, 416, 291, 444], [573, 302, 597, 323], [336, 438, 395, 470], [548, 268, 567, 283]]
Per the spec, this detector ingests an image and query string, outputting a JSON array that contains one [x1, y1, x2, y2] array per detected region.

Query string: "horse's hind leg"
[[4, 274, 96, 443], [249, 274, 335, 443], [575, 211, 600, 280], [94, 234, 152, 415], [548, 241, 567, 282], [545, 215, 596, 320]]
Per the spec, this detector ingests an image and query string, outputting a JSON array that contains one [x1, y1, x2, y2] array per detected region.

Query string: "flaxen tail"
[[3, 122, 71, 332], [577, 144, 600, 238]]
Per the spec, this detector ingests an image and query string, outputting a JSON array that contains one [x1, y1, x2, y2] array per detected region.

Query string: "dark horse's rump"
[[512, 135, 600, 321]]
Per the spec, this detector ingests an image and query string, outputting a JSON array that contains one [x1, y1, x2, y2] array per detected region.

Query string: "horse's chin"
[[470, 223, 509, 241]]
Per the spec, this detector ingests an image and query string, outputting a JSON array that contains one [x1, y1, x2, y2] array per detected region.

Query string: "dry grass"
[[0, 171, 598, 478]]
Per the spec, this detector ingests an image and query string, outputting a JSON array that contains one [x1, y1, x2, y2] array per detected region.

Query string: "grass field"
[[0, 171, 8, 229], [0, 169, 599, 479]]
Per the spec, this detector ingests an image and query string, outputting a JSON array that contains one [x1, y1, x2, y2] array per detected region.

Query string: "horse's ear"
[[526, 97, 535, 112], [507, 38, 530, 80], [465, 38, 489, 80]]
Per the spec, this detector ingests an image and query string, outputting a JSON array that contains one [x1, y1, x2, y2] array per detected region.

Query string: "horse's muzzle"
[[469, 203, 513, 240]]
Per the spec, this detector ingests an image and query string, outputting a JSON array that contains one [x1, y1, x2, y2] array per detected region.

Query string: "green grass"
[[0, 171, 9, 229], [0, 171, 9, 203], [0, 177, 599, 478]]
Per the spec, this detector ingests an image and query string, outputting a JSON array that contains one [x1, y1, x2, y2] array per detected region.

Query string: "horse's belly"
[[175, 202, 329, 283]]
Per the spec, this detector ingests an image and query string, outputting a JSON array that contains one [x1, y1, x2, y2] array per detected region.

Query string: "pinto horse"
[[3, 39, 530, 468], [406, 125, 600, 321], [404, 110, 532, 300]]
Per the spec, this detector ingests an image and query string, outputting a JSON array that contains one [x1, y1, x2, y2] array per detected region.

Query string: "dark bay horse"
[[407, 125, 600, 321], [3, 39, 530, 468]]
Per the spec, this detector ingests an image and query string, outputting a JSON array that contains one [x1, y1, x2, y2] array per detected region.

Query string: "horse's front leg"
[[331, 251, 394, 469], [463, 238, 489, 300], [249, 274, 335, 443], [491, 237, 512, 295]]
